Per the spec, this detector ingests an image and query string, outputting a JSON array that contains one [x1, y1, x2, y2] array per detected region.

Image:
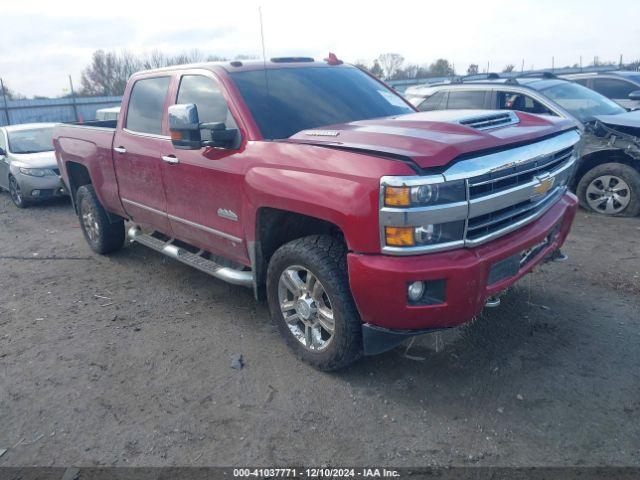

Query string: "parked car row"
[[404, 71, 640, 217]]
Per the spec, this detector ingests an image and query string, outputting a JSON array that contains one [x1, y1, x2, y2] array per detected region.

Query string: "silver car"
[[0, 123, 68, 208]]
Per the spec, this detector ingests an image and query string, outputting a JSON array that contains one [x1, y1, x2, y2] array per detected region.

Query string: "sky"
[[0, 0, 638, 98]]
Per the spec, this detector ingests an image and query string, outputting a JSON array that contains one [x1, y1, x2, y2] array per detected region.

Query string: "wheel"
[[76, 184, 125, 254], [576, 162, 640, 217], [9, 175, 30, 208], [266, 235, 362, 371]]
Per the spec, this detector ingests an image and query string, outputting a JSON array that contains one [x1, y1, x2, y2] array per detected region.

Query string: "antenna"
[[258, 6, 270, 96]]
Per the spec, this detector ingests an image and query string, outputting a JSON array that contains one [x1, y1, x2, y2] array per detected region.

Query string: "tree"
[[467, 64, 479, 76], [80, 49, 234, 96], [376, 53, 404, 79], [502, 64, 515, 73], [429, 58, 455, 77], [369, 60, 384, 78], [0, 81, 21, 101]]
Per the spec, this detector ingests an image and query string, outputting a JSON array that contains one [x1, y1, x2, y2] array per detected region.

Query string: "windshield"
[[8, 127, 55, 154], [538, 82, 625, 122], [230, 66, 414, 139]]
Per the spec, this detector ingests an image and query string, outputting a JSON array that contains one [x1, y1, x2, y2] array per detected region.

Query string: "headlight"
[[384, 180, 465, 207], [385, 221, 465, 247], [19, 167, 57, 177]]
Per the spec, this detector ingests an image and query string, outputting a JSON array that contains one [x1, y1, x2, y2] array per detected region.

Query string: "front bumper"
[[348, 193, 578, 347], [15, 172, 68, 200]]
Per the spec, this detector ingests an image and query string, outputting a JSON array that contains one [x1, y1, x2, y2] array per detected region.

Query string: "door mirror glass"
[[0, 147, 6, 157], [201, 122, 239, 149], [628, 90, 640, 101], [168, 103, 202, 150]]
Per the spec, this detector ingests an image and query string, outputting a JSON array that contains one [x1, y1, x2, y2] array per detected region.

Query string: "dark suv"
[[562, 71, 640, 110], [405, 74, 640, 217]]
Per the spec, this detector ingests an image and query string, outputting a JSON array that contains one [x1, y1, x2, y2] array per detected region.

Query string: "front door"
[[113, 76, 172, 234], [161, 73, 248, 265]]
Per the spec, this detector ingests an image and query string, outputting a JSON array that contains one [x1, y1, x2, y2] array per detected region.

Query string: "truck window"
[[125, 77, 171, 135], [446, 90, 486, 109], [417, 91, 447, 111], [591, 78, 636, 99], [176, 75, 237, 141], [497, 91, 555, 116], [229, 67, 414, 139]]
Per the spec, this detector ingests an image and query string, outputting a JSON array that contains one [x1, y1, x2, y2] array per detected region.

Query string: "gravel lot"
[[0, 192, 639, 467]]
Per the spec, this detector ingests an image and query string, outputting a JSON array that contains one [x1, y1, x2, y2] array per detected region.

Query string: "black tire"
[[266, 235, 362, 371], [9, 175, 30, 208], [76, 184, 125, 254], [576, 162, 640, 217]]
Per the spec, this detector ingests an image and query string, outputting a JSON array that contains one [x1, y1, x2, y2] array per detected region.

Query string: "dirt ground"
[[0, 192, 638, 468]]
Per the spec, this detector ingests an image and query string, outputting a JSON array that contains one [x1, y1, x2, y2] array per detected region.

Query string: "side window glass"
[[176, 75, 237, 141], [592, 78, 636, 99], [417, 91, 446, 111], [125, 77, 171, 135], [446, 91, 486, 109], [498, 91, 556, 116], [573, 78, 590, 87]]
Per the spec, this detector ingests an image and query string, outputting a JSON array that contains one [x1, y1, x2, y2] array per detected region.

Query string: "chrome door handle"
[[161, 155, 179, 165], [114, 146, 127, 154]]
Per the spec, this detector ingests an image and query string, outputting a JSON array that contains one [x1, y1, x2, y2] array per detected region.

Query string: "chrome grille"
[[468, 146, 573, 199]]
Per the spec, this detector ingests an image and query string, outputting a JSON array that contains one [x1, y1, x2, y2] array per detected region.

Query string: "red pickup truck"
[[54, 57, 580, 370]]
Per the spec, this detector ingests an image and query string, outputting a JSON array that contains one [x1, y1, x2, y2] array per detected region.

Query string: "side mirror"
[[168, 103, 239, 150], [201, 122, 239, 149], [628, 90, 640, 101], [0, 147, 6, 159], [168, 103, 202, 150]]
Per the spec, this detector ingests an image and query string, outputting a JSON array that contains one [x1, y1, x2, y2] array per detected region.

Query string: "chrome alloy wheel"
[[586, 175, 631, 214], [80, 198, 100, 242], [278, 265, 335, 351]]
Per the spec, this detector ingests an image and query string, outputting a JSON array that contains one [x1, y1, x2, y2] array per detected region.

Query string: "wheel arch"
[[573, 149, 638, 190]]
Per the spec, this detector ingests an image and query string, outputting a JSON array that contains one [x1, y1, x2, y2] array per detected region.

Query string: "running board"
[[127, 226, 254, 288]]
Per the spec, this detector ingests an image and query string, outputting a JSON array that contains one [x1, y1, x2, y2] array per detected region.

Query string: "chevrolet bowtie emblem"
[[533, 174, 555, 196]]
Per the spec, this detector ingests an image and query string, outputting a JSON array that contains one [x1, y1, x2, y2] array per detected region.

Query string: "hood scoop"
[[457, 111, 520, 131]]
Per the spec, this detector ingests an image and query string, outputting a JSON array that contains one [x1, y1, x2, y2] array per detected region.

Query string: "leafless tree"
[[376, 53, 404, 79], [467, 64, 479, 76], [502, 64, 516, 73]]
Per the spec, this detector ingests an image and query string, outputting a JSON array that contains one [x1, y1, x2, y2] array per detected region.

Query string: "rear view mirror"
[[168, 103, 202, 150], [201, 122, 239, 149], [628, 90, 640, 101], [168, 104, 240, 150]]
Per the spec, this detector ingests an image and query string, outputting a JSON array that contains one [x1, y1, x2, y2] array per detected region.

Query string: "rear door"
[[113, 76, 172, 234], [161, 72, 248, 264]]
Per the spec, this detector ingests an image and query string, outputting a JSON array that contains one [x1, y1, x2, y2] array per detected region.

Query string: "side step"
[[127, 226, 254, 288]]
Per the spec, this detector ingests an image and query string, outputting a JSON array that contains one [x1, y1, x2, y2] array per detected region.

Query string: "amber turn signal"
[[384, 186, 410, 207], [385, 226, 415, 247]]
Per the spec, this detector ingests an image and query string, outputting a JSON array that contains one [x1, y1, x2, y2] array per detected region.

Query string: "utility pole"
[[68, 75, 80, 122], [0, 78, 10, 126], [619, 54, 623, 68], [552, 56, 555, 71], [580, 55, 582, 71], [521, 59, 524, 73]]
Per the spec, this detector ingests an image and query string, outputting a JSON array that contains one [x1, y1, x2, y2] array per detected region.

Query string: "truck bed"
[[53, 121, 125, 217]]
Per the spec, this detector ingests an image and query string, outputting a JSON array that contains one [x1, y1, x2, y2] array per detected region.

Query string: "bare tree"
[[502, 64, 515, 73], [0, 81, 22, 101], [467, 64, 479, 76], [376, 53, 404, 79]]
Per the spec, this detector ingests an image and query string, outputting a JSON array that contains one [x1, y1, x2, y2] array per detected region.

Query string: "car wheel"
[[577, 162, 640, 217], [267, 235, 363, 371], [76, 184, 125, 254], [8, 175, 31, 208]]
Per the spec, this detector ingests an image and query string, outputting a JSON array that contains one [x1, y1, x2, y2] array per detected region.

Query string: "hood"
[[594, 110, 640, 129], [10, 150, 58, 168], [287, 110, 577, 170]]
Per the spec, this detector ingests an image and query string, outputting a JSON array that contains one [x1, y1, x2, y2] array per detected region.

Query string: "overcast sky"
[[1, 0, 638, 97]]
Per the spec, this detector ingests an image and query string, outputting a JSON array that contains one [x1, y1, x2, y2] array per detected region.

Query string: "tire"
[[9, 175, 30, 208], [266, 235, 362, 371], [576, 162, 640, 217], [76, 184, 125, 254]]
